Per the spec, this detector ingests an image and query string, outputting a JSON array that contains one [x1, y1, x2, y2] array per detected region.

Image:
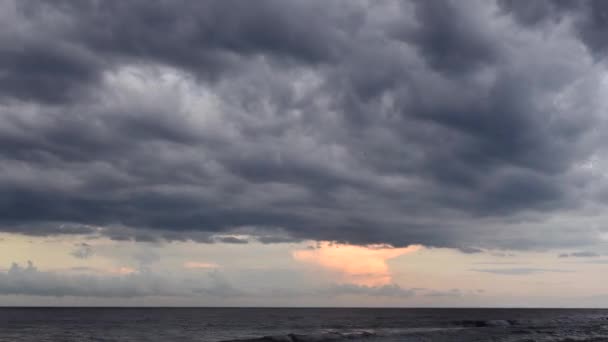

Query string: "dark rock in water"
[[511, 329, 535, 334], [261, 336, 294, 342], [456, 320, 489, 327], [222, 336, 293, 342], [222, 331, 375, 342], [289, 332, 343, 341], [341, 331, 375, 338], [456, 319, 514, 327], [485, 320, 512, 327]]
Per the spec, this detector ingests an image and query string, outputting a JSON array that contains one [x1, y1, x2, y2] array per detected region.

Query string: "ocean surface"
[[2, 308, 608, 342]]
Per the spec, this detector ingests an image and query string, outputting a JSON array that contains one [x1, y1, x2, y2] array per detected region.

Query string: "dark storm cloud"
[[0, 0, 606, 250], [1, 0, 352, 104], [403, 0, 498, 75], [214, 236, 249, 244], [499, 0, 608, 58], [497, 0, 573, 26], [0, 44, 100, 104]]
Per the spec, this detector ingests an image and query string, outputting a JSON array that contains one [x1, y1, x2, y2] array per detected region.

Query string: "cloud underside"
[[2, 0, 608, 250]]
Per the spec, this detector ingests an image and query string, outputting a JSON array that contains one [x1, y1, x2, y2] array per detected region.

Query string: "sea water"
[[2, 307, 608, 341]]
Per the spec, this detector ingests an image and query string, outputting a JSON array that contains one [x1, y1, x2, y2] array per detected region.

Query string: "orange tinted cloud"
[[109, 266, 137, 275], [183, 261, 219, 269], [293, 242, 421, 286]]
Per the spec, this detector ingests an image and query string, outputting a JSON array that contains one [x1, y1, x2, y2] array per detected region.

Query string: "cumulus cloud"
[[293, 243, 421, 286], [1, 0, 608, 251]]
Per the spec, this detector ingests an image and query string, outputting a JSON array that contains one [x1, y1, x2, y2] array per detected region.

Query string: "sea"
[[2, 308, 608, 342]]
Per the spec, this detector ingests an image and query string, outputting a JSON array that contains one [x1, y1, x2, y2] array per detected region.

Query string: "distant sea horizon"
[[3, 307, 608, 341]]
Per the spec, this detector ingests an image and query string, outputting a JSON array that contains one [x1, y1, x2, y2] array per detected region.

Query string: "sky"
[[2, 0, 608, 307]]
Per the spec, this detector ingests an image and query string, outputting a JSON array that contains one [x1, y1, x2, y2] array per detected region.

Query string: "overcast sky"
[[2, 0, 608, 306]]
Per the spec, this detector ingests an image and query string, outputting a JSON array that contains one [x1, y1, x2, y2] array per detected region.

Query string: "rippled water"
[[2, 308, 608, 341]]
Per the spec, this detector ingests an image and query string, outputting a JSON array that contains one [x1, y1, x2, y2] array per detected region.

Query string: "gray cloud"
[[0, 261, 177, 297], [0, 261, 251, 298], [499, 0, 608, 58], [458, 247, 484, 254], [471, 268, 573, 275], [558, 251, 601, 258], [0, 0, 607, 250], [214, 236, 249, 244], [424, 289, 463, 297], [191, 270, 246, 298], [403, 0, 499, 75], [0, 262, 453, 300], [70, 242, 94, 259], [322, 283, 416, 298]]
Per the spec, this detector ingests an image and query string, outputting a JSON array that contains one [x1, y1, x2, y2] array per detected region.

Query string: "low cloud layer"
[[0, 261, 450, 301], [0, 261, 179, 297], [2, 0, 608, 250], [471, 267, 572, 275], [558, 251, 601, 258]]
